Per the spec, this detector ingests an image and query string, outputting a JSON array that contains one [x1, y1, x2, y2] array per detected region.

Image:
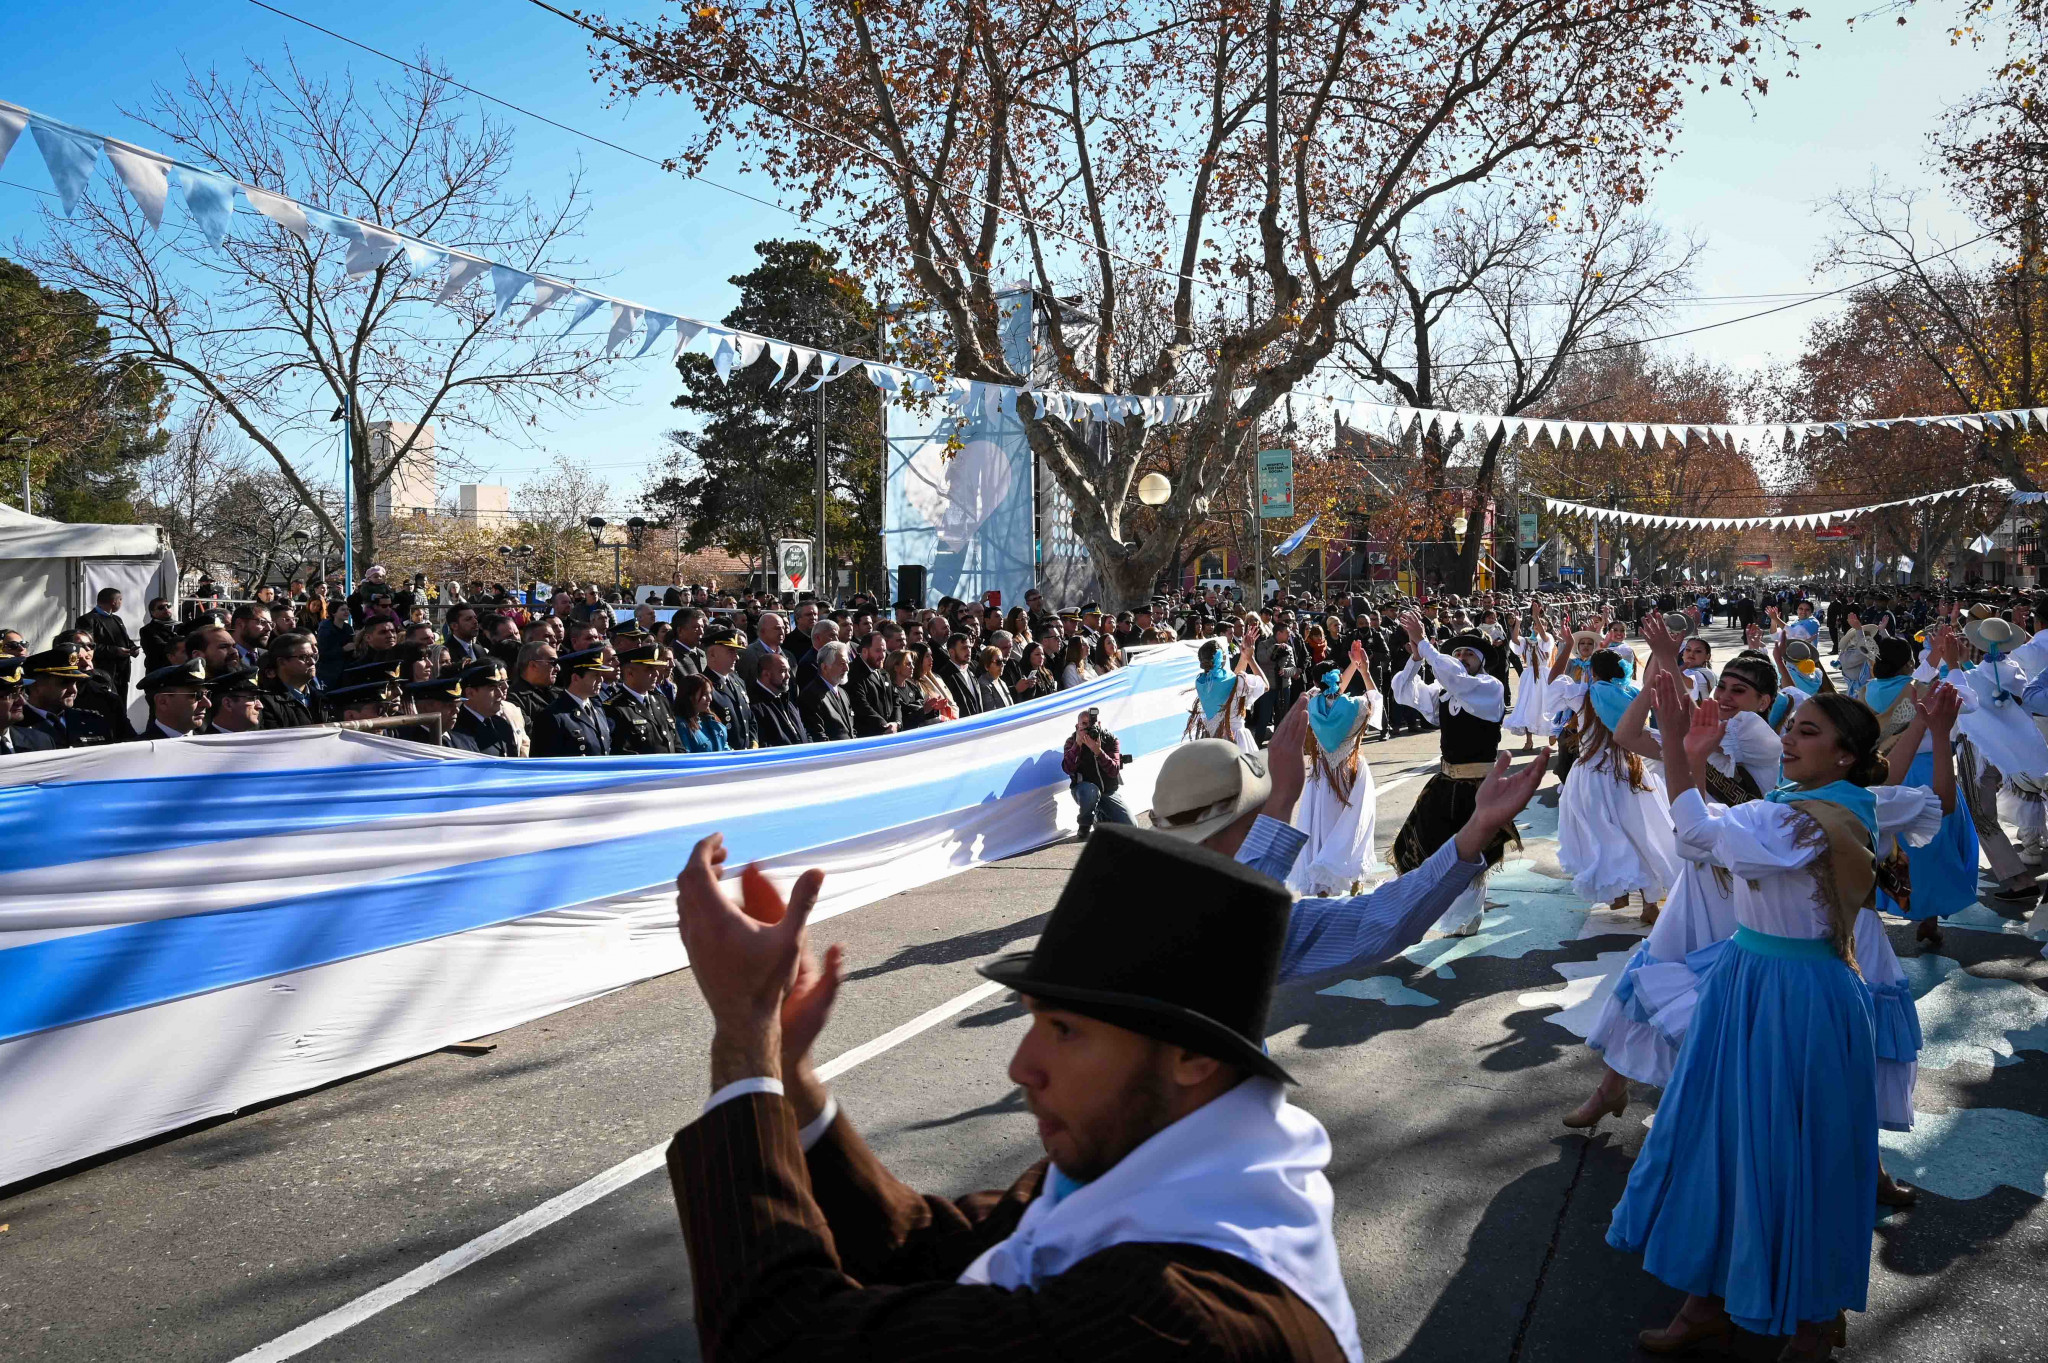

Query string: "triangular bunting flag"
[[436, 256, 491, 304], [634, 313, 676, 359], [104, 145, 168, 229], [516, 279, 573, 330], [29, 119, 102, 215], [488, 265, 532, 320], [243, 186, 309, 239], [605, 303, 644, 356]]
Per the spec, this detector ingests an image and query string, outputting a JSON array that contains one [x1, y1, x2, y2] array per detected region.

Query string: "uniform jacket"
[[531, 691, 612, 757], [23, 703, 110, 749], [606, 687, 683, 755], [450, 706, 519, 757], [710, 669, 756, 750], [0, 723, 58, 755], [668, 1094, 1347, 1363]]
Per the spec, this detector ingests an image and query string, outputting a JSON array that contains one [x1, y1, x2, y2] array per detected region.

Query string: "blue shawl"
[[1195, 660, 1238, 719], [1587, 678, 1639, 733], [1862, 674, 1910, 718], [1308, 670, 1366, 753], [1766, 779, 1878, 841]]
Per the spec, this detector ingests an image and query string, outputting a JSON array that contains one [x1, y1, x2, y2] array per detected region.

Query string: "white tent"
[[0, 503, 177, 710]]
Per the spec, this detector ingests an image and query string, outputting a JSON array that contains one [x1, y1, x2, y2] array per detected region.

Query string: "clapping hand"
[[1454, 748, 1551, 860], [675, 834, 827, 1086], [1916, 682, 1963, 739], [1399, 610, 1426, 645], [1641, 611, 1683, 665], [1350, 638, 1368, 668]]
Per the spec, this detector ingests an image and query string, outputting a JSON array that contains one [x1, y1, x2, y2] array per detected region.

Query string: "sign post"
[[1257, 449, 1294, 519], [1518, 511, 1539, 550], [775, 539, 814, 595]]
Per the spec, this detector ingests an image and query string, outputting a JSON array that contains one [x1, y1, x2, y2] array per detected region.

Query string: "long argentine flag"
[[0, 644, 1201, 1186]]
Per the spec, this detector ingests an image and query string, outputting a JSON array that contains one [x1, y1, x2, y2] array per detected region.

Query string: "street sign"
[[1257, 449, 1294, 520], [775, 539, 814, 593], [1518, 511, 1539, 549]]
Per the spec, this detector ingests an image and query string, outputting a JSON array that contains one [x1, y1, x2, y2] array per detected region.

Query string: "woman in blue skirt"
[[1610, 677, 1955, 1360], [1871, 628, 1982, 947]]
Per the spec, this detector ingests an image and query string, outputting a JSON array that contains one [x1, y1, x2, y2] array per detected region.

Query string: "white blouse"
[[1671, 786, 1943, 939], [1394, 638, 1505, 724]]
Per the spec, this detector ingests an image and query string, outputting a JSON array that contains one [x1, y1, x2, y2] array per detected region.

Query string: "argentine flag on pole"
[[1271, 513, 1319, 557]]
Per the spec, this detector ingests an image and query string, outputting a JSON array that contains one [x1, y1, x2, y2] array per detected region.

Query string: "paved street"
[[4, 624, 2047, 1362]]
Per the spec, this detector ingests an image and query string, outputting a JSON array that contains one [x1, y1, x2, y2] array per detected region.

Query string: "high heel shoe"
[[1637, 1311, 1733, 1355], [1877, 1170, 1920, 1207], [1562, 1088, 1627, 1129]]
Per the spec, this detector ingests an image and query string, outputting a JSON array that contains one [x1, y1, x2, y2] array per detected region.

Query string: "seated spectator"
[[887, 648, 943, 730], [1010, 640, 1059, 703], [933, 632, 982, 715], [910, 643, 958, 723], [846, 631, 901, 736], [973, 645, 1013, 712], [258, 632, 322, 729], [1060, 636, 1098, 689], [449, 661, 519, 756], [746, 651, 807, 748], [798, 640, 857, 743], [675, 674, 732, 754]]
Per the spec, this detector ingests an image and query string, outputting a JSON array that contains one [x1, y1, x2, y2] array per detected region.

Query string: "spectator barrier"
[[0, 642, 1198, 1186]]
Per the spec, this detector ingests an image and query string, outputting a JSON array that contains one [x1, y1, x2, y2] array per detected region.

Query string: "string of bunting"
[[1542, 479, 2017, 532], [9, 93, 2048, 450]]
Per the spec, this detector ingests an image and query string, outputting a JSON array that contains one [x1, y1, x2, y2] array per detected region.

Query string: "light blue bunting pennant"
[[0, 105, 25, 173], [29, 119, 103, 215], [175, 165, 237, 246], [633, 312, 676, 359], [489, 264, 532, 320], [558, 292, 606, 338]]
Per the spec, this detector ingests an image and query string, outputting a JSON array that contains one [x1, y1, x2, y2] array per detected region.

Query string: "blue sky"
[[0, 1, 2005, 508]]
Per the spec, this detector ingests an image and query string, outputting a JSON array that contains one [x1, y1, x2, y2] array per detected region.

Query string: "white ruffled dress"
[[1550, 679, 1680, 905], [1503, 636, 1555, 738], [1289, 693, 1385, 897]]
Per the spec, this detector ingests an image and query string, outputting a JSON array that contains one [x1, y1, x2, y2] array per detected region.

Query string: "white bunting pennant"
[[435, 256, 490, 304], [104, 145, 168, 229]]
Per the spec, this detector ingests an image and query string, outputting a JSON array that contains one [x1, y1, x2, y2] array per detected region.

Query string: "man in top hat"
[[0, 658, 55, 756], [449, 660, 519, 756], [608, 643, 683, 755], [666, 819, 1363, 1363], [1150, 699, 1548, 977], [20, 648, 112, 749], [203, 666, 266, 734], [1388, 612, 1515, 936], [135, 658, 211, 740], [532, 647, 616, 757], [702, 621, 757, 750]]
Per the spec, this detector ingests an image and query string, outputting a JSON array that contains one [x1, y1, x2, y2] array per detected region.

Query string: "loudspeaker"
[[895, 564, 927, 609]]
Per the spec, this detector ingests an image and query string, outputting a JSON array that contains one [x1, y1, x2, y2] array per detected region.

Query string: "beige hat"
[[1662, 612, 1690, 635], [1143, 739, 1272, 843], [1783, 637, 1820, 665], [1965, 615, 2017, 654], [1571, 629, 1601, 650]]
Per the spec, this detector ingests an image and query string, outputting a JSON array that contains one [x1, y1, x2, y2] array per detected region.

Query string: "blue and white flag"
[[1271, 514, 1319, 558], [0, 645, 1203, 1188]]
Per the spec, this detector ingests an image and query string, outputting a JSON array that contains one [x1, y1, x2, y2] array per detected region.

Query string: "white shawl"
[[958, 1077, 1363, 1362]]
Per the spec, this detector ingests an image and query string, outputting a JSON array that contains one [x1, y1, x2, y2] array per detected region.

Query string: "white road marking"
[[229, 978, 1009, 1363]]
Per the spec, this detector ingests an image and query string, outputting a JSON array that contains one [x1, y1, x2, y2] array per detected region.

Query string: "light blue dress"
[[1865, 673, 1979, 922], [677, 715, 730, 753], [1608, 786, 1879, 1337]]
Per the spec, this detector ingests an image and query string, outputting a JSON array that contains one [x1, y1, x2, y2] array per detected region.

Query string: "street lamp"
[[1136, 472, 1172, 506], [586, 516, 628, 593]]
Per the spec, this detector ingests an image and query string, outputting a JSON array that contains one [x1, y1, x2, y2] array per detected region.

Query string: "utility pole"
[[817, 381, 829, 603]]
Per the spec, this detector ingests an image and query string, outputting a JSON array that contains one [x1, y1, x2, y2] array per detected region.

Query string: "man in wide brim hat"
[[662, 823, 1364, 1362]]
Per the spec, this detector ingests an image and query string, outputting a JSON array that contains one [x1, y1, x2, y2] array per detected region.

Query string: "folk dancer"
[[1288, 641, 1384, 898], [1390, 613, 1515, 937]]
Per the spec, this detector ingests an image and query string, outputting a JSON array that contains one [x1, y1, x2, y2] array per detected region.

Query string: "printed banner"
[[0, 644, 1200, 1187]]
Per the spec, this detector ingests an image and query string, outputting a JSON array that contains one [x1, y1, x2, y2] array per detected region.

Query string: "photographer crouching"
[[1062, 706, 1131, 839]]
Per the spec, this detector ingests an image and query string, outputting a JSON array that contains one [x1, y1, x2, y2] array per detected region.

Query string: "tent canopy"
[[0, 502, 160, 558]]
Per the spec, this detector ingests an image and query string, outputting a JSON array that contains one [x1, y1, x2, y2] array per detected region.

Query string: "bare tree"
[[588, 0, 1797, 608], [1340, 199, 1699, 591], [17, 53, 625, 568], [515, 454, 614, 583]]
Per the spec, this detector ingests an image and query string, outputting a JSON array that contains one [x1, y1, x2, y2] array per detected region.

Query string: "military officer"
[[135, 658, 211, 740], [449, 660, 519, 756], [398, 673, 462, 746], [606, 642, 682, 755], [203, 666, 267, 734], [0, 658, 56, 755], [531, 647, 615, 757], [20, 649, 112, 748], [701, 621, 756, 750], [324, 677, 399, 725]]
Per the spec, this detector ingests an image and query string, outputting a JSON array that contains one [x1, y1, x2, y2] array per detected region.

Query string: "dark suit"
[[798, 677, 857, 743], [449, 705, 519, 756], [74, 671, 130, 743], [932, 654, 982, 717], [747, 679, 808, 748], [76, 609, 138, 696], [531, 691, 612, 757], [845, 658, 900, 737], [607, 687, 683, 755], [668, 1095, 1346, 1363], [140, 617, 180, 672]]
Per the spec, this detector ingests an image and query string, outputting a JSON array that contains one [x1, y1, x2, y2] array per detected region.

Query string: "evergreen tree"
[[0, 257, 168, 522], [644, 240, 881, 588]]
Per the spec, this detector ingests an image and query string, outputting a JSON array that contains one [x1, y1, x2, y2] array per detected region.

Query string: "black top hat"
[[976, 825, 1295, 1083]]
